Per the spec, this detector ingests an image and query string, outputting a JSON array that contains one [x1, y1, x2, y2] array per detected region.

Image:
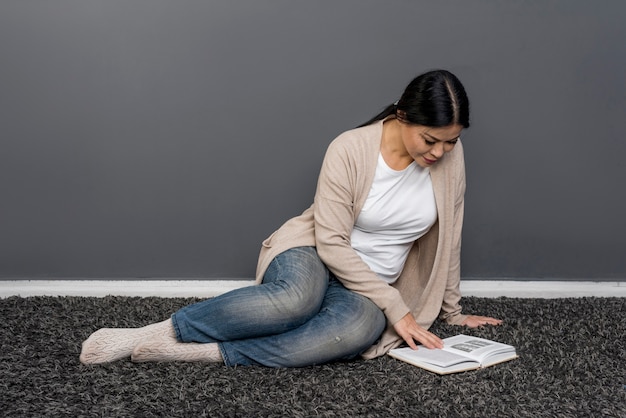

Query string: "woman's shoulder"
[[326, 122, 383, 154]]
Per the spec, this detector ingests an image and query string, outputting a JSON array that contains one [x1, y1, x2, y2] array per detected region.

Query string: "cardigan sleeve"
[[438, 141, 469, 325], [313, 134, 411, 325]]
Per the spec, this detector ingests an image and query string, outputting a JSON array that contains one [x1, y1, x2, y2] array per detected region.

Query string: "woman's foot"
[[80, 319, 175, 364]]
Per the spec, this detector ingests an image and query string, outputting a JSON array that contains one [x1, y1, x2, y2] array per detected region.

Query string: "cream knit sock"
[[131, 339, 223, 363], [80, 318, 176, 365]]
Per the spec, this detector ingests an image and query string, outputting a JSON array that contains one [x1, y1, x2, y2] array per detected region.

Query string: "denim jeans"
[[171, 246, 386, 367]]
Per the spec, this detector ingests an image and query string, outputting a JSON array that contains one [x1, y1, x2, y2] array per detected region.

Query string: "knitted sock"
[[131, 339, 223, 363], [80, 318, 176, 365]]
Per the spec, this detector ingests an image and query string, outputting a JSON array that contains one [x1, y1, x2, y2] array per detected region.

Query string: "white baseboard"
[[0, 279, 624, 298], [0, 280, 255, 298], [459, 280, 625, 298]]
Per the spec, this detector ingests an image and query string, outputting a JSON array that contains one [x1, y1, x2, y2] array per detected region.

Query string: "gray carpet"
[[1, 295, 624, 417]]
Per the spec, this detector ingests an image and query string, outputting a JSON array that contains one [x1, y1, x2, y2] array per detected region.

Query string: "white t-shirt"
[[350, 153, 437, 283]]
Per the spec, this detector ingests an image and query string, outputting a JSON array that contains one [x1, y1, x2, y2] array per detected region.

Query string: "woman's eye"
[[424, 139, 436, 145]]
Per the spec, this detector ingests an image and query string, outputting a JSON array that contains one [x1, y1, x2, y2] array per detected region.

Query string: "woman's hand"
[[393, 312, 444, 350], [461, 315, 503, 328]]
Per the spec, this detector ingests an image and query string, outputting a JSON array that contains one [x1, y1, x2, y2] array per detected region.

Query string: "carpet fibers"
[[1, 295, 624, 417]]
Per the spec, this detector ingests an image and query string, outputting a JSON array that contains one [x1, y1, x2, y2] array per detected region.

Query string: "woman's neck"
[[381, 119, 412, 170]]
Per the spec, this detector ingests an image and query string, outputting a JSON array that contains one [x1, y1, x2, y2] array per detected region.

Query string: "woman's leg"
[[219, 278, 387, 367], [80, 319, 176, 364], [81, 246, 329, 364], [172, 246, 329, 343]]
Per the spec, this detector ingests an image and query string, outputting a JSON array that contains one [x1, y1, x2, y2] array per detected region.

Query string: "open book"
[[388, 334, 518, 375]]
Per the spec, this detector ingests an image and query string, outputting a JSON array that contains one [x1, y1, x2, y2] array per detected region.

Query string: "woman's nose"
[[431, 142, 445, 158]]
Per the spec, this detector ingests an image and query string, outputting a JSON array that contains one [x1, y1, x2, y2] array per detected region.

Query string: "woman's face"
[[399, 123, 464, 168]]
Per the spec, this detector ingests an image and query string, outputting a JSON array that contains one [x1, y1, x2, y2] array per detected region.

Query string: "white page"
[[443, 335, 514, 363], [391, 347, 476, 368]]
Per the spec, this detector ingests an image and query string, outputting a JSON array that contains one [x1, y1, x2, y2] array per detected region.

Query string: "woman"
[[80, 69, 502, 367]]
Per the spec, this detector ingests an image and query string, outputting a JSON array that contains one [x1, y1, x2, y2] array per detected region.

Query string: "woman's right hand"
[[393, 312, 444, 350]]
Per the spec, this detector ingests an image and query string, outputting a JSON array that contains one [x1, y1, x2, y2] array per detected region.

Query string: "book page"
[[390, 347, 476, 368], [389, 335, 517, 373], [443, 335, 515, 363]]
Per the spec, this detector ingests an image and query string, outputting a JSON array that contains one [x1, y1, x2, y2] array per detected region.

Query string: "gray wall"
[[1, 1, 624, 280]]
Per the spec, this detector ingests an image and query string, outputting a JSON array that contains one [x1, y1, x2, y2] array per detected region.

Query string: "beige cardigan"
[[254, 118, 468, 359]]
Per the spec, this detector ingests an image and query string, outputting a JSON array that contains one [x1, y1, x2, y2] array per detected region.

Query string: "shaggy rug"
[[1, 295, 624, 417]]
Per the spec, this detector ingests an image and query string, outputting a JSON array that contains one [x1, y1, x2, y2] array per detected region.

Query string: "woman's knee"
[[266, 307, 385, 368], [264, 281, 324, 322], [341, 300, 386, 350], [262, 247, 329, 319], [318, 292, 386, 359]]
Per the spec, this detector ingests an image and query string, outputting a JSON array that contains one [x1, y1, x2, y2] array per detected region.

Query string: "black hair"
[[358, 69, 470, 129]]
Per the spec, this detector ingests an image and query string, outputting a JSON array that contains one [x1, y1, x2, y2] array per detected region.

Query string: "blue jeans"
[[171, 246, 386, 367]]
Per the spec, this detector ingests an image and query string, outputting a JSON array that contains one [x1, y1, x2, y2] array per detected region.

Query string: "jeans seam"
[[218, 343, 232, 366]]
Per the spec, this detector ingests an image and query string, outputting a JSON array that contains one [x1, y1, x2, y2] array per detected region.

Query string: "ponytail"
[[356, 103, 398, 128]]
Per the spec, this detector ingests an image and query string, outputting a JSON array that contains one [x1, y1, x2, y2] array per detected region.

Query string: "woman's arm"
[[438, 142, 501, 327], [438, 142, 468, 325], [313, 135, 412, 326]]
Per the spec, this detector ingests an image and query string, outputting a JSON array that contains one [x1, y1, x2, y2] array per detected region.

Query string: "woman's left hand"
[[461, 315, 502, 328]]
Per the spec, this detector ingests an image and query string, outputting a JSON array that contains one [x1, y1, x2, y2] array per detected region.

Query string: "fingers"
[[393, 314, 419, 349], [393, 313, 443, 350], [476, 316, 502, 326], [463, 315, 503, 328], [416, 331, 444, 350], [404, 335, 419, 350]]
